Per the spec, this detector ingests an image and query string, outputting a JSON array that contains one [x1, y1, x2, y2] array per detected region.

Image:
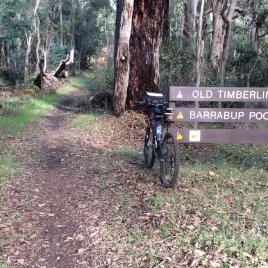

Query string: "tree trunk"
[[70, 0, 76, 47], [182, 0, 198, 86], [59, 0, 64, 51], [113, 0, 134, 116], [24, 33, 33, 84], [210, 0, 226, 71], [220, 0, 238, 86], [247, 0, 259, 87], [195, 0, 205, 129], [183, 0, 198, 39], [196, 0, 205, 87], [114, 0, 123, 69], [128, 0, 166, 103], [35, 15, 41, 74], [1, 43, 6, 68], [5, 43, 11, 68], [163, 0, 170, 41]]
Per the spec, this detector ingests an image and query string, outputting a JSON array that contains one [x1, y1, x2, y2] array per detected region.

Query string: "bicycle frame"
[[147, 104, 170, 157]]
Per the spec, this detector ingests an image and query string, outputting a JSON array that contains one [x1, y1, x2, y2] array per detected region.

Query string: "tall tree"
[[113, 0, 134, 116], [210, 0, 226, 71], [127, 0, 167, 103], [220, 0, 238, 86], [113, 0, 168, 114], [196, 0, 205, 87], [24, 0, 41, 83]]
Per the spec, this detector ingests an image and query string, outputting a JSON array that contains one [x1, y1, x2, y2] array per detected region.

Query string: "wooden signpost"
[[169, 87, 268, 144]]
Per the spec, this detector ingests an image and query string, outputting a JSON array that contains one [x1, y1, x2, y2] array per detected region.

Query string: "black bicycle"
[[135, 92, 179, 188]]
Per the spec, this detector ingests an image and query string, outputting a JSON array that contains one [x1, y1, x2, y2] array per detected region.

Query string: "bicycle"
[[135, 92, 179, 188]]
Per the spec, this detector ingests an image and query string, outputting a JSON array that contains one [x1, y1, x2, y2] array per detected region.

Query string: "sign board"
[[169, 87, 268, 145], [175, 108, 268, 123], [170, 86, 268, 102], [170, 128, 268, 144]]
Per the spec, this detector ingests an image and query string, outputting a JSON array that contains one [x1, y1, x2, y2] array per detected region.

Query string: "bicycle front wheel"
[[144, 127, 155, 168], [160, 132, 179, 188]]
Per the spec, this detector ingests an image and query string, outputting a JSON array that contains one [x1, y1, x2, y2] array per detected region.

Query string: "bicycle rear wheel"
[[160, 132, 179, 188], [144, 128, 156, 168]]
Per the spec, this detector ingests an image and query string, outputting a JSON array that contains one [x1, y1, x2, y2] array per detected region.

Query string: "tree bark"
[[210, 0, 226, 71], [113, 0, 134, 116], [70, 0, 76, 47], [114, 0, 123, 69], [128, 0, 166, 103], [1, 43, 6, 68], [163, 0, 170, 41], [183, 0, 198, 39], [196, 0, 205, 87], [24, 0, 41, 83], [220, 0, 238, 86], [59, 0, 64, 51], [181, 0, 198, 86], [35, 15, 41, 74], [247, 0, 259, 87], [24, 33, 33, 84]]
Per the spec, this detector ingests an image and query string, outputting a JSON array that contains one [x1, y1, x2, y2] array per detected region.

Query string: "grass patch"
[[0, 87, 75, 135], [0, 153, 18, 198], [57, 86, 75, 96], [104, 144, 268, 266], [0, 154, 18, 180], [0, 95, 57, 134], [69, 72, 93, 89]]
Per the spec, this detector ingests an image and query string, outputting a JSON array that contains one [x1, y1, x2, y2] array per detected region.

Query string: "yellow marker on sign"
[[177, 132, 183, 141], [177, 112, 184, 120]]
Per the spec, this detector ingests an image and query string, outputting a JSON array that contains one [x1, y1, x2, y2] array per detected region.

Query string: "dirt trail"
[[0, 86, 156, 267], [0, 90, 110, 267]]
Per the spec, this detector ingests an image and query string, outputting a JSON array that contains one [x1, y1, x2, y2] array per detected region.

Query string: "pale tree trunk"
[[6, 43, 11, 68], [183, 0, 198, 40], [179, 11, 185, 38], [113, 0, 134, 116], [1, 43, 6, 68], [42, 34, 52, 74], [104, 19, 110, 68], [196, 0, 205, 87], [24, 33, 33, 84], [195, 0, 205, 129], [128, 0, 167, 103], [35, 15, 41, 74], [59, 0, 64, 51], [41, 30, 52, 74], [220, 0, 238, 86], [71, 0, 76, 47], [24, 0, 41, 83]]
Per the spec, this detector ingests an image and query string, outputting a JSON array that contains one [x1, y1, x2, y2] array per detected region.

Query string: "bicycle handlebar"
[[133, 101, 168, 108], [133, 101, 146, 106]]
